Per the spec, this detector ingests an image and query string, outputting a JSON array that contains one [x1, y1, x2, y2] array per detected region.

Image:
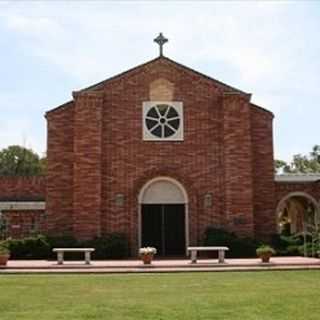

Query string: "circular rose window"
[[145, 104, 180, 138]]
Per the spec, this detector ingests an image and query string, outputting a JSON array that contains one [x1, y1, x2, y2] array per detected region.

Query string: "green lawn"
[[0, 271, 319, 319]]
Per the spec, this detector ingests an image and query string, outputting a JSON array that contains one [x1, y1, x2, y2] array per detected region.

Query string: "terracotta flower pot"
[[0, 254, 10, 266], [141, 253, 154, 265], [260, 253, 272, 263]]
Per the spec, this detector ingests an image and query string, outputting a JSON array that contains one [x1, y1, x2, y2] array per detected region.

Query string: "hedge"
[[203, 227, 260, 258], [8, 235, 50, 259], [6, 233, 129, 260]]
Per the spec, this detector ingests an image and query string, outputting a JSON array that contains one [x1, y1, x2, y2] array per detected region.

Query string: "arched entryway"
[[276, 192, 320, 235], [138, 177, 189, 256]]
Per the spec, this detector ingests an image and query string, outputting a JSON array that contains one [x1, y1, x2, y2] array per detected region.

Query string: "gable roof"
[[46, 55, 259, 115], [79, 55, 248, 95]]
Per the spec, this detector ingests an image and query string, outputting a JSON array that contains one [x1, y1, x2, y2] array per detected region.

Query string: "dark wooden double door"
[[141, 204, 186, 256]]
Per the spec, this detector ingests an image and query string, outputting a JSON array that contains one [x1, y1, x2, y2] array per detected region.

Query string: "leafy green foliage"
[[84, 233, 130, 259], [46, 235, 80, 249], [8, 235, 50, 259], [0, 213, 7, 240], [274, 159, 290, 173], [275, 144, 320, 173], [203, 227, 260, 258], [271, 234, 302, 256], [256, 244, 275, 256], [0, 145, 46, 176], [6, 234, 129, 260], [270, 233, 320, 257], [0, 240, 10, 255]]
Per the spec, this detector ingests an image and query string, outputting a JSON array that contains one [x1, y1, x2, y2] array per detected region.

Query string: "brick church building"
[[0, 35, 319, 256]]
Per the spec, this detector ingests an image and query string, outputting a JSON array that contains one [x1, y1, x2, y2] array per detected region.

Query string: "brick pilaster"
[[222, 93, 254, 237], [73, 91, 103, 239]]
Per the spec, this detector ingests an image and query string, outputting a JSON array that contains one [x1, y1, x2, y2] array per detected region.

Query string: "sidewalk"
[[1, 257, 320, 274]]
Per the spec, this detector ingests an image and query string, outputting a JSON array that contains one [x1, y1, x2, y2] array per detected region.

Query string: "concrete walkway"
[[1, 257, 320, 274]]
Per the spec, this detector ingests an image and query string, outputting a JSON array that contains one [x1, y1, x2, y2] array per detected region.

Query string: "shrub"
[[4, 233, 130, 260], [0, 240, 9, 255], [297, 243, 320, 257], [84, 233, 129, 259], [47, 234, 129, 259], [6, 239, 27, 258], [46, 235, 90, 260], [270, 234, 302, 256], [46, 235, 80, 248], [203, 227, 260, 258], [8, 235, 50, 259], [271, 233, 320, 257]]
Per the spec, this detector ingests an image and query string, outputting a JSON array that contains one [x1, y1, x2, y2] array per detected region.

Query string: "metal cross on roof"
[[154, 33, 168, 56]]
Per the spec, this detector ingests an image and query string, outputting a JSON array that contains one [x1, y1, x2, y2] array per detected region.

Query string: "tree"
[[0, 145, 46, 176], [310, 145, 320, 162], [275, 145, 320, 174], [274, 159, 290, 173]]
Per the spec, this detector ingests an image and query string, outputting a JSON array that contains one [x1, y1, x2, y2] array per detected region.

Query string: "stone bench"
[[52, 248, 95, 265], [187, 246, 229, 263]]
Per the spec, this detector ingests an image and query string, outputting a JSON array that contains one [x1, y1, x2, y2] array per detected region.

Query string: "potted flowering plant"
[[256, 245, 275, 263], [139, 247, 157, 265], [0, 241, 10, 266]]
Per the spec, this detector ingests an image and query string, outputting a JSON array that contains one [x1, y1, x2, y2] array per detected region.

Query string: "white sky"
[[0, 1, 319, 161]]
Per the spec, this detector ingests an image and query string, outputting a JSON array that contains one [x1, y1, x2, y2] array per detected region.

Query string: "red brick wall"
[[46, 103, 74, 235], [0, 177, 46, 239], [0, 176, 45, 201], [97, 58, 254, 251], [73, 92, 103, 239], [1, 53, 319, 247], [1, 210, 46, 239], [275, 181, 320, 205], [45, 57, 280, 252], [223, 93, 254, 237], [251, 107, 276, 238]]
